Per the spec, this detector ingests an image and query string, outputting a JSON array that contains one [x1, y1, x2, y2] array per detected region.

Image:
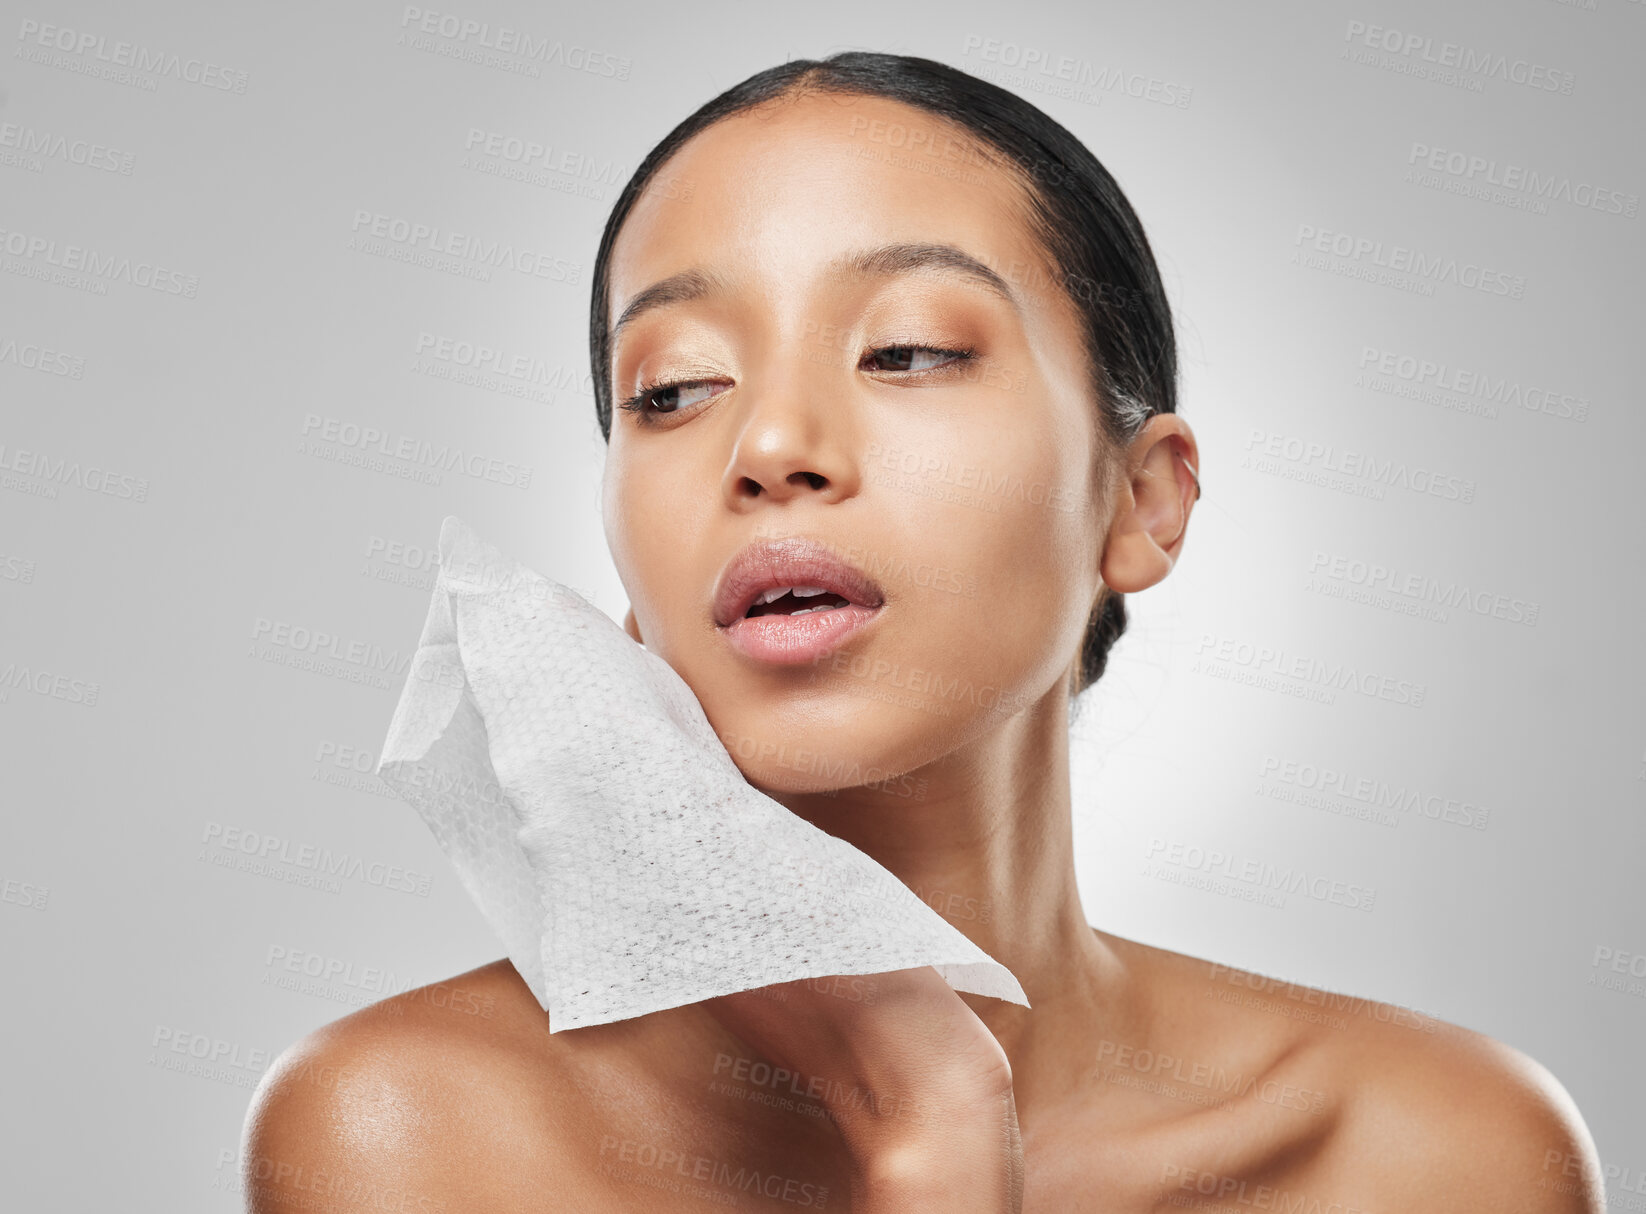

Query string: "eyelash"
[[617, 343, 978, 422]]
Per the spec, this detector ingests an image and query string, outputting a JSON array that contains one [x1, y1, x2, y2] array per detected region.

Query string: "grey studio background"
[[1, 0, 1642, 1206]]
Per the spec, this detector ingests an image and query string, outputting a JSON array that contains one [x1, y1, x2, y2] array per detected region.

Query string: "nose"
[[720, 364, 862, 509]]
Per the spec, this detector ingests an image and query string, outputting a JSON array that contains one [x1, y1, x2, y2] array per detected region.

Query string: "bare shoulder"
[[241, 959, 609, 1213], [1326, 1007, 1607, 1212], [1114, 934, 1607, 1212]]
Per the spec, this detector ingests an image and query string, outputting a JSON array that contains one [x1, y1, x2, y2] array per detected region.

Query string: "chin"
[[712, 691, 978, 806]]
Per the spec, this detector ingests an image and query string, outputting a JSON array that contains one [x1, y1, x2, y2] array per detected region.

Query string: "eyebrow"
[[609, 241, 1024, 344]]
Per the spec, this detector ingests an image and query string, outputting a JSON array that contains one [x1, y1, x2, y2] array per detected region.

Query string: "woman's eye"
[[621, 379, 725, 418], [621, 344, 975, 421], [862, 344, 974, 373]]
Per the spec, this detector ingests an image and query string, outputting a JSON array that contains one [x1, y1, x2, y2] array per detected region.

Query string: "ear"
[[622, 606, 644, 646], [1099, 415, 1200, 596]]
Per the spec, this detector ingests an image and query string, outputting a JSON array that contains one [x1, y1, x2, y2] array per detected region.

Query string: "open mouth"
[[713, 536, 886, 663], [744, 587, 855, 618]]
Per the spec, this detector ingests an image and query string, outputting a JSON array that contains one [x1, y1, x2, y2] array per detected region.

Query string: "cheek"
[[922, 507, 1088, 710], [968, 414, 1097, 689], [602, 447, 687, 642], [868, 410, 1097, 706], [600, 453, 642, 603]]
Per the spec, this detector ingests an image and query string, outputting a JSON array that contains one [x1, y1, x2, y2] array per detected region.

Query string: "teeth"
[[754, 585, 831, 605]]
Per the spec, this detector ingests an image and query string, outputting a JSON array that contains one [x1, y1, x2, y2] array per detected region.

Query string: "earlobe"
[[622, 606, 644, 646]]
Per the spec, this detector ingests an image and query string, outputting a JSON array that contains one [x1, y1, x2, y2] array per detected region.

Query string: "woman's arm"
[[704, 966, 1025, 1212]]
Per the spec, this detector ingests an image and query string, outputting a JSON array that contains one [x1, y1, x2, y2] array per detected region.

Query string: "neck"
[[769, 685, 1135, 1122]]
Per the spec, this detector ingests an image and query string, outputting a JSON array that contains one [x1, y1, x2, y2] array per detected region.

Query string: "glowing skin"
[[600, 88, 1195, 1112], [243, 91, 1607, 1214]]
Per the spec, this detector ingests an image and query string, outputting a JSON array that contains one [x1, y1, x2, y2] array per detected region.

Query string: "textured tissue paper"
[[374, 515, 1029, 1031]]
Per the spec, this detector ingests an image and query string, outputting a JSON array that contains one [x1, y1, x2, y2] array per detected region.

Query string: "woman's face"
[[602, 91, 1114, 795]]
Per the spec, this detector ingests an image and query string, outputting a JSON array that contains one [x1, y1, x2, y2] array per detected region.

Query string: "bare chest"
[[557, 1074, 1352, 1214]]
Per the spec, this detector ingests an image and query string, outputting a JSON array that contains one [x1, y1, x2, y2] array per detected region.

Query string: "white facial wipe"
[[374, 515, 1029, 1032]]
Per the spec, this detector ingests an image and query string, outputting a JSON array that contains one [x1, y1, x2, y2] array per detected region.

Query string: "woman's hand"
[[703, 967, 1025, 1212]]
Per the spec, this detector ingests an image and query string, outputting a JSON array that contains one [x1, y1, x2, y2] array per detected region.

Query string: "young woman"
[[244, 53, 1606, 1213]]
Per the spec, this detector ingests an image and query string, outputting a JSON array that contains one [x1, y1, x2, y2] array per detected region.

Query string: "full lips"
[[712, 537, 887, 629], [719, 601, 882, 665]]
